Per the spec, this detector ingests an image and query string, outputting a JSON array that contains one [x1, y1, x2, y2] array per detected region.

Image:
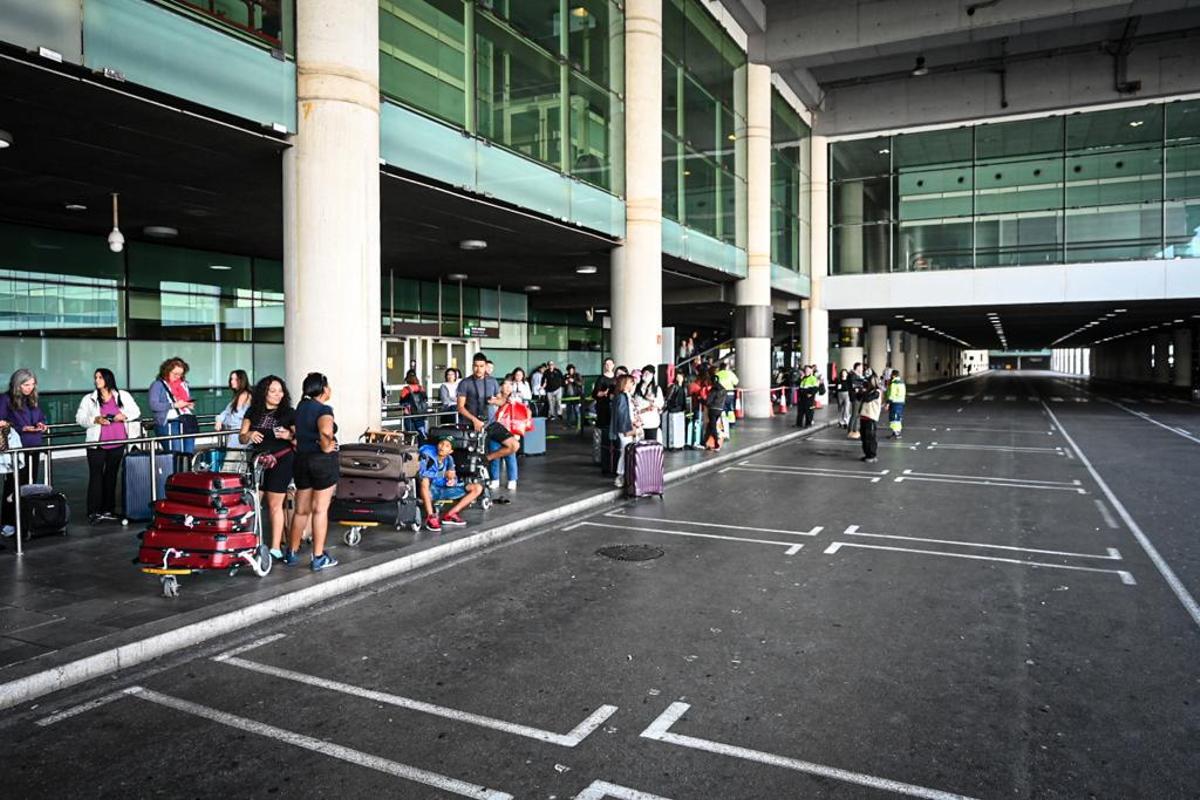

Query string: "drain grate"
[[596, 544, 664, 561]]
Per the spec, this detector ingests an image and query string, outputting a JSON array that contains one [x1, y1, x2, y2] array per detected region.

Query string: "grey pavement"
[[1, 371, 1197, 799]]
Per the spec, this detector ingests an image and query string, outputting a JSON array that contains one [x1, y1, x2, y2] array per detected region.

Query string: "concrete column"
[[888, 330, 904, 371], [807, 135, 831, 377], [733, 63, 773, 418], [838, 318, 864, 372], [918, 338, 933, 384], [799, 304, 811, 364], [1175, 329, 1193, 389], [1155, 333, 1172, 383], [611, 0, 662, 370], [284, 0, 381, 437], [867, 324, 888, 375], [905, 335, 920, 385]]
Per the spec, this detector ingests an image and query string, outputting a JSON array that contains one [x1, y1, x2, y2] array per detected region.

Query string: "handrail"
[[675, 339, 734, 371]]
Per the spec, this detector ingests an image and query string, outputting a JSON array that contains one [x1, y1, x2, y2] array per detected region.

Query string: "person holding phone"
[[148, 357, 197, 454], [239, 375, 296, 563], [76, 368, 140, 524], [0, 368, 48, 538]]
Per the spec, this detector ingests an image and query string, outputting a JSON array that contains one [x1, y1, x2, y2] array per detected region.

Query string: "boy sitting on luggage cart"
[[418, 435, 482, 532]]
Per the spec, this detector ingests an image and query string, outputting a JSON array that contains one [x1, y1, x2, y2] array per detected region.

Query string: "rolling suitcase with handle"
[[624, 440, 664, 498], [150, 498, 256, 532], [123, 448, 175, 521], [17, 484, 70, 539], [663, 411, 686, 451], [164, 472, 249, 509]]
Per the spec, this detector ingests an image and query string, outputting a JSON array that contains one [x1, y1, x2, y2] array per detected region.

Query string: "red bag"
[[165, 471, 249, 509], [142, 527, 259, 553], [152, 498, 256, 531], [496, 401, 534, 436]]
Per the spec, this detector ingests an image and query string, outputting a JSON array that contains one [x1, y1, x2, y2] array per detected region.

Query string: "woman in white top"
[[215, 369, 253, 449], [75, 368, 141, 524], [509, 367, 533, 403], [632, 364, 664, 442], [439, 368, 461, 409]]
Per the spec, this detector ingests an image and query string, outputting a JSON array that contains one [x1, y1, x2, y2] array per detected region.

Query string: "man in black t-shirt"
[[591, 357, 617, 430], [456, 352, 519, 469]]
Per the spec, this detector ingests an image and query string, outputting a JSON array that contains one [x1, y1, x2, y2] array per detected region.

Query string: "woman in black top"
[[289, 372, 339, 572], [239, 375, 295, 562]]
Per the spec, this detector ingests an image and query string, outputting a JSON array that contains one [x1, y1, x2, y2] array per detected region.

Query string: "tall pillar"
[[799, 304, 811, 364], [1154, 333, 1172, 383], [734, 63, 773, 418], [867, 324, 887, 375], [888, 330, 904, 372], [284, 0, 381, 437], [1175, 329, 1193, 389], [807, 135, 830, 377], [838, 318, 864, 372], [611, 0, 662, 370], [905, 334, 920, 385], [918, 337, 933, 384]]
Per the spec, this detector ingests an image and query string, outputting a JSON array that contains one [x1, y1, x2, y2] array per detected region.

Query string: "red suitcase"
[[165, 472, 250, 509], [151, 499, 256, 531], [137, 546, 250, 571], [141, 527, 259, 553]]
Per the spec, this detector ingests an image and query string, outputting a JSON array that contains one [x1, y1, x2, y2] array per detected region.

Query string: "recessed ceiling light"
[[894, 314, 904, 319], [210, 264, 232, 271], [786, 320, 796, 325], [0, 130, 12, 149], [1173, 319, 1183, 323], [576, 265, 598, 274], [727, 133, 737, 141], [447, 273, 468, 281], [143, 225, 178, 238], [878, 148, 890, 155], [570, 5, 589, 17], [64, 203, 87, 212], [1129, 120, 1144, 128], [524, 284, 541, 292], [1115, 308, 1127, 312], [596, 308, 607, 313], [459, 239, 487, 251]]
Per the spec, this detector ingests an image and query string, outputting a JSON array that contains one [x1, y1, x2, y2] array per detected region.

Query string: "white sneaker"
[[488, 480, 499, 490], [613, 477, 623, 488], [506, 480, 517, 490], [1, 525, 13, 537]]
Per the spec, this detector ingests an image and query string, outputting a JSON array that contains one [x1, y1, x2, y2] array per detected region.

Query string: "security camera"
[[108, 227, 125, 253]]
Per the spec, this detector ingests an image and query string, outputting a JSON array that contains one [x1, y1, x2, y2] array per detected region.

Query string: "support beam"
[[807, 135, 830, 377], [867, 324, 887, 375], [1175, 329, 1193, 390]]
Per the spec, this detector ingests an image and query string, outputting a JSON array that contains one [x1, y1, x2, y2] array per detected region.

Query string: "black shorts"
[[294, 450, 339, 491], [485, 421, 514, 445], [260, 449, 295, 494]]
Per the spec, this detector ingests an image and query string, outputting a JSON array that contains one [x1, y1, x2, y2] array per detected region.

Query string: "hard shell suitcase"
[[164, 471, 249, 509], [151, 498, 256, 531], [141, 526, 259, 554], [520, 417, 547, 456], [591, 428, 603, 465], [137, 546, 250, 571], [17, 484, 69, 539], [624, 440, 664, 498], [336, 475, 411, 503], [330, 495, 421, 529], [663, 411, 686, 451], [338, 443, 419, 481], [123, 449, 175, 521]]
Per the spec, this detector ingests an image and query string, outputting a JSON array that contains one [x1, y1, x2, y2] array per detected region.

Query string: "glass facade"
[[162, 0, 294, 53], [661, 0, 746, 247], [770, 89, 811, 274], [379, 0, 625, 195], [829, 99, 1200, 274]]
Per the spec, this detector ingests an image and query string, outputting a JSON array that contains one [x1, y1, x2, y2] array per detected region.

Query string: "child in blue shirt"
[[418, 436, 482, 532]]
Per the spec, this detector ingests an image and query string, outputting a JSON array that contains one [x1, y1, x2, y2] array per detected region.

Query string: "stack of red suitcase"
[[136, 471, 259, 572]]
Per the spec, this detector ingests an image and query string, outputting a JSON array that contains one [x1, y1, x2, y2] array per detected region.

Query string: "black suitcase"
[[18, 484, 69, 539], [330, 496, 421, 530], [123, 449, 175, 521]]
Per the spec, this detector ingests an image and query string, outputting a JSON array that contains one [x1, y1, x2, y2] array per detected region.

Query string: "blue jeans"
[[488, 439, 518, 483], [156, 419, 196, 455]]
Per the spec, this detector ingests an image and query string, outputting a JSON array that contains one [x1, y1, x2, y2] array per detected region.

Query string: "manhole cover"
[[596, 544, 664, 561]]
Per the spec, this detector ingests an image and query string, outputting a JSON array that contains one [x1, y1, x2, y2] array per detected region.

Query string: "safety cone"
[[774, 388, 787, 415], [735, 389, 745, 419]]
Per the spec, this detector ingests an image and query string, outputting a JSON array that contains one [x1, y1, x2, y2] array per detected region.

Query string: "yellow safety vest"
[[887, 379, 906, 403]]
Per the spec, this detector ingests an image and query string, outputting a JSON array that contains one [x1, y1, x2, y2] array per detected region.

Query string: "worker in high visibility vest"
[[886, 372, 907, 438], [795, 366, 820, 428]]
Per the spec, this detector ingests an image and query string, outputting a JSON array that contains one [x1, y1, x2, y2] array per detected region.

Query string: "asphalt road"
[[3, 371, 1198, 800]]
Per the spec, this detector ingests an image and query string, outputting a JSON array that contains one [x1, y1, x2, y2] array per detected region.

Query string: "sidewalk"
[[0, 408, 834, 709]]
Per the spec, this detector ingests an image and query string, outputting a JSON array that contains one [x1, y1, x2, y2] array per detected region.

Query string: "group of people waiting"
[[831, 363, 907, 462]]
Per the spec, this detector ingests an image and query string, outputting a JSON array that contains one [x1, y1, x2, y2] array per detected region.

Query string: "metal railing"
[[674, 340, 735, 372]]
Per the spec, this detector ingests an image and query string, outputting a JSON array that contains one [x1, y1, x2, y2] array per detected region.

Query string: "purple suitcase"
[[624, 440, 664, 498]]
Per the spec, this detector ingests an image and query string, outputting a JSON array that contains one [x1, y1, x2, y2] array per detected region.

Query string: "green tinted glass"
[[569, 73, 622, 192], [380, 0, 467, 127], [127, 242, 251, 295], [1065, 104, 1163, 152]]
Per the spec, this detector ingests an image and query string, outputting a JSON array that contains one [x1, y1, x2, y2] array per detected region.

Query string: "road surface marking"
[[36, 690, 130, 727], [640, 701, 978, 800], [909, 372, 990, 398], [842, 525, 1121, 560], [823, 542, 1136, 585], [576, 521, 804, 552], [982, 395, 994, 401], [727, 465, 886, 482], [212, 632, 288, 661], [741, 460, 888, 477], [899, 469, 1080, 486], [1100, 399, 1200, 446], [217, 656, 616, 747], [925, 442, 1064, 454], [1050, 396, 1064, 402], [1093, 500, 1120, 530], [604, 511, 821, 537], [1042, 401, 1200, 629], [894, 474, 1086, 493], [573, 780, 675, 800], [126, 686, 512, 799], [930, 426, 1054, 435]]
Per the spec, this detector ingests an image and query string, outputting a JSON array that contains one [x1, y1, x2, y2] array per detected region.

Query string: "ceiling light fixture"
[[878, 148, 890, 155], [1129, 120, 1144, 128], [576, 265, 598, 274], [570, 5, 589, 17], [911, 56, 929, 77], [0, 129, 12, 149], [446, 273, 468, 281], [64, 203, 87, 212], [524, 284, 541, 292], [107, 192, 124, 254], [143, 225, 178, 239], [209, 264, 232, 271], [459, 239, 487, 251]]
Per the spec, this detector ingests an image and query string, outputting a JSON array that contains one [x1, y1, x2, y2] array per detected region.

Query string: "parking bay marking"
[[603, 511, 822, 538], [573, 780, 675, 800], [925, 442, 1065, 455], [824, 541, 1136, 585], [842, 525, 1122, 560], [640, 701, 979, 800], [894, 469, 1087, 494], [43, 686, 513, 800], [214, 651, 617, 747], [727, 462, 889, 482], [574, 520, 806, 555]]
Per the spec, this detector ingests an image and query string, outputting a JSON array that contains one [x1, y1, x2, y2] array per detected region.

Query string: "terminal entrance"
[[382, 336, 478, 401]]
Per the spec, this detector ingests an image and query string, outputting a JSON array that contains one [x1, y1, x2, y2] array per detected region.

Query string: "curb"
[[0, 419, 833, 711]]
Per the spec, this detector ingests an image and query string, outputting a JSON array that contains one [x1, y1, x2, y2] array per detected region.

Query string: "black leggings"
[[87, 446, 125, 516], [860, 418, 878, 459], [2, 451, 41, 526]]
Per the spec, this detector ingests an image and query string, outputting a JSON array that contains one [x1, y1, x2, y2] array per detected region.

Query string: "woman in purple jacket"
[[0, 369, 48, 537]]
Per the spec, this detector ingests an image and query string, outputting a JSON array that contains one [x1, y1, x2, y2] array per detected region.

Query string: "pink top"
[[98, 394, 127, 449]]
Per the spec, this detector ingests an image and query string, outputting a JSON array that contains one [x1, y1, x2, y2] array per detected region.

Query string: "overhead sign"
[[463, 326, 498, 338]]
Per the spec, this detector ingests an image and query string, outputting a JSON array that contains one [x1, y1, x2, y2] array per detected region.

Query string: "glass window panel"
[[567, 0, 621, 93], [170, 0, 289, 50], [897, 166, 973, 220], [253, 299, 283, 343], [380, 0, 467, 127], [462, 286, 481, 317], [831, 178, 891, 224], [529, 323, 568, 350], [1164, 199, 1200, 258], [663, 134, 682, 221], [718, 103, 736, 176], [895, 219, 973, 271], [976, 116, 1063, 160], [499, 290, 528, 321], [831, 223, 890, 274], [127, 243, 251, 295], [476, 15, 563, 168], [0, 222, 124, 285], [567, 325, 602, 351], [975, 212, 1063, 267], [128, 340, 255, 390], [894, 127, 972, 169], [253, 258, 283, 294], [974, 157, 1063, 214], [662, 0, 684, 61], [0, 336, 128, 394], [682, 73, 717, 155], [486, 0, 560, 54], [662, 58, 681, 137], [127, 291, 254, 342], [1065, 205, 1163, 262], [253, 343, 285, 379], [830, 137, 890, 180], [479, 287, 500, 319], [420, 281, 439, 315], [1166, 99, 1200, 143], [569, 74, 621, 192], [1065, 104, 1163, 152], [1165, 144, 1200, 200], [0, 277, 123, 337], [682, 148, 718, 237], [1065, 149, 1162, 207], [719, 168, 741, 246]]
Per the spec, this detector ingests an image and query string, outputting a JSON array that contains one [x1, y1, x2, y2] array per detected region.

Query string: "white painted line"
[[1093, 499, 1120, 530], [909, 371, 992, 398], [577, 521, 801, 551], [844, 527, 1123, 560], [604, 511, 821, 537], [129, 687, 512, 799], [785, 544, 804, 556], [1050, 396, 1064, 402], [1101, 399, 1200, 446], [823, 542, 1136, 585], [1042, 401, 1200, 628], [727, 465, 884, 482], [573, 780, 675, 800], [561, 521, 589, 532], [36, 689, 129, 727], [640, 702, 977, 800], [925, 443, 1064, 454], [895, 475, 1087, 494], [901, 469, 1083, 487], [739, 460, 888, 477], [212, 632, 288, 661], [218, 656, 615, 747], [982, 395, 994, 402], [934, 426, 1055, 435]]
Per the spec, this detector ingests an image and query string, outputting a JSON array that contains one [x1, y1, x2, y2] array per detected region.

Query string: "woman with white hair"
[[0, 368, 47, 538]]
